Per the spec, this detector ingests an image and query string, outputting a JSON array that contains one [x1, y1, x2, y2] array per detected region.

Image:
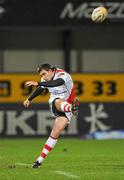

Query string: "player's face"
[[39, 69, 54, 81]]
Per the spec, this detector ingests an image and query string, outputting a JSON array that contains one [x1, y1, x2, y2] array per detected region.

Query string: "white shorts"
[[49, 98, 73, 123]]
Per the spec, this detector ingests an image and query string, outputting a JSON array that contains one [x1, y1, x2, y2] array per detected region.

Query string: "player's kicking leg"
[[55, 98, 79, 116], [33, 116, 68, 168]]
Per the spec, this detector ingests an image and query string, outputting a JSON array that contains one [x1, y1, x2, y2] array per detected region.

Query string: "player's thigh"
[[54, 98, 64, 111], [51, 116, 68, 136]]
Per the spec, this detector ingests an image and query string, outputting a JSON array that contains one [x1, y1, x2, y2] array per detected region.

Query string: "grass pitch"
[[0, 138, 124, 180]]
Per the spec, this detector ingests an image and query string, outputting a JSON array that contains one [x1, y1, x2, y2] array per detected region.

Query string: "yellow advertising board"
[[0, 74, 124, 102]]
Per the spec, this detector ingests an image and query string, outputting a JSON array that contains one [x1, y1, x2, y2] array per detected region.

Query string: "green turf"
[[0, 138, 124, 180]]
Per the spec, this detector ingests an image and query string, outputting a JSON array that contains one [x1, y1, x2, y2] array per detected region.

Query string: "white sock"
[[37, 136, 58, 164], [60, 101, 71, 112]]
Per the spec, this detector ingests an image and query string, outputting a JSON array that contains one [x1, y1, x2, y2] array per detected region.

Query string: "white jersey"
[[40, 68, 75, 104]]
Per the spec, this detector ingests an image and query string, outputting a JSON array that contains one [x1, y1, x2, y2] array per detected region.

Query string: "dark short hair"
[[37, 63, 56, 73]]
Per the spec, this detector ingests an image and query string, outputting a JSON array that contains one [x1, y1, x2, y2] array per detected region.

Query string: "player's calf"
[[33, 136, 58, 168]]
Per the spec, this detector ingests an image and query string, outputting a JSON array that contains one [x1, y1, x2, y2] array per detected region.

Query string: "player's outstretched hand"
[[23, 99, 31, 108], [25, 81, 38, 87]]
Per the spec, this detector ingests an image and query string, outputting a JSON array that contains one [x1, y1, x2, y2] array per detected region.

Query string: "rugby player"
[[23, 63, 79, 168]]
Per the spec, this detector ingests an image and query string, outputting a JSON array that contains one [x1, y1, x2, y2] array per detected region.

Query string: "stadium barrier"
[[0, 102, 124, 137], [0, 74, 124, 137]]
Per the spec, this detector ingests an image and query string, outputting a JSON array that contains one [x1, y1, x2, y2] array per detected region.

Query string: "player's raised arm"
[[25, 78, 65, 87], [38, 78, 64, 87]]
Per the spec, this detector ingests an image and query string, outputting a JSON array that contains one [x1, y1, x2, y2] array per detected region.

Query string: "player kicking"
[[23, 63, 79, 168]]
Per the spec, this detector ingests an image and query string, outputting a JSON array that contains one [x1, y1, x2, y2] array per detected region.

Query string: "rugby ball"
[[91, 7, 108, 23]]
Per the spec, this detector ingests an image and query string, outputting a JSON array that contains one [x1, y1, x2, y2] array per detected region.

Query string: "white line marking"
[[54, 170, 80, 179], [15, 162, 32, 167]]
